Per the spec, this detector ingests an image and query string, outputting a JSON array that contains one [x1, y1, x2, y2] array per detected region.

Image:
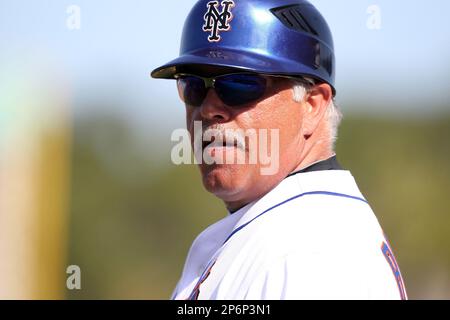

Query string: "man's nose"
[[198, 89, 231, 122]]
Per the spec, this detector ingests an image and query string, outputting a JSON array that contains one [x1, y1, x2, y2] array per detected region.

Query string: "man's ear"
[[302, 83, 333, 139]]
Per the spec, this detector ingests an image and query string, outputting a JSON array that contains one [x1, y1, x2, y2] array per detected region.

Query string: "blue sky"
[[1, 0, 449, 133]]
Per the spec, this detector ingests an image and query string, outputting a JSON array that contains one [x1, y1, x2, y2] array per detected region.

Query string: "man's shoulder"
[[261, 169, 373, 223], [246, 170, 384, 255], [256, 197, 380, 247]]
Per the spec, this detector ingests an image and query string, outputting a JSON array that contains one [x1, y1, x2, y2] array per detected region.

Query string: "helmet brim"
[[150, 48, 335, 95]]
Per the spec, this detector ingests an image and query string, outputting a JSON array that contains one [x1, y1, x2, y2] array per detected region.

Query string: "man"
[[151, 0, 407, 300]]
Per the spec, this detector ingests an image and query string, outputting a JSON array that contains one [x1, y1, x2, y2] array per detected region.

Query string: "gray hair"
[[292, 79, 343, 149]]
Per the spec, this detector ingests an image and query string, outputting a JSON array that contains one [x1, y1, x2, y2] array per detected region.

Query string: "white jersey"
[[172, 169, 407, 300]]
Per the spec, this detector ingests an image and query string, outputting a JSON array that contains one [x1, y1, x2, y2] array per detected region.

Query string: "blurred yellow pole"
[[0, 57, 71, 299], [34, 122, 71, 299]]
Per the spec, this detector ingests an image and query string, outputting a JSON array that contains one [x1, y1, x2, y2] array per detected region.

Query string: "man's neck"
[[287, 154, 342, 177], [291, 147, 334, 174]]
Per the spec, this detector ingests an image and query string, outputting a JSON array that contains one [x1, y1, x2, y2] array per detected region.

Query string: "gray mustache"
[[194, 127, 246, 151]]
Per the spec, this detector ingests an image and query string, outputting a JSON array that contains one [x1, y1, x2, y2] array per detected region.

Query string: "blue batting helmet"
[[151, 0, 336, 94]]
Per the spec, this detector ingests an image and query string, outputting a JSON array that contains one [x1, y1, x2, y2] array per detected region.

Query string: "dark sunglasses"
[[175, 73, 270, 108]]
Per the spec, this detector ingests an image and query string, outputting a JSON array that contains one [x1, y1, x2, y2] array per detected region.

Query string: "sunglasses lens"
[[215, 74, 267, 107], [176, 74, 267, 108], [176, 76, 207, 107]]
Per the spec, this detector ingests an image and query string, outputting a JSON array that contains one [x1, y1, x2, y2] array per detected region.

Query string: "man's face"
[[184, 76, 307, 211]]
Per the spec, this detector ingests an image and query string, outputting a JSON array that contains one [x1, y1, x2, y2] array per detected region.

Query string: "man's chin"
[[200, 165, 247, 201]]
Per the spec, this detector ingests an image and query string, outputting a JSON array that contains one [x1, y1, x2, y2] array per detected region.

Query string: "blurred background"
[[0, 0, 449, 299]]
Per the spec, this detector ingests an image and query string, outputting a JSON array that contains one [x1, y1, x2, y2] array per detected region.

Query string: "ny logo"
[[203, 0, 235, 42]]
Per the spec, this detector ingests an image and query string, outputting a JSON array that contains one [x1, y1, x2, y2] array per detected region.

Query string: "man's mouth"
[[203, 137, 240, 150]]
